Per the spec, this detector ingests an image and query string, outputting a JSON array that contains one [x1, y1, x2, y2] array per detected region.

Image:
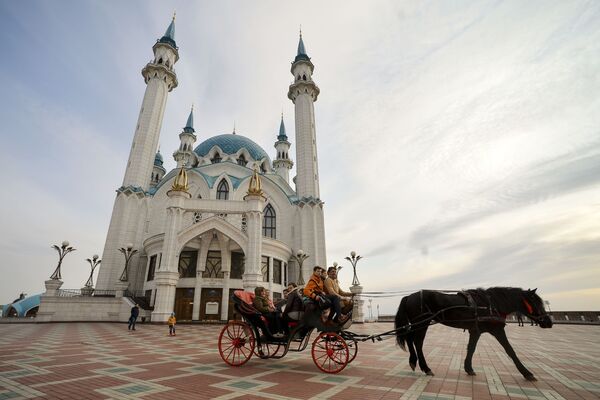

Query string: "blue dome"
[[154, 151, 164, 166], [194, 134, 270, 162]]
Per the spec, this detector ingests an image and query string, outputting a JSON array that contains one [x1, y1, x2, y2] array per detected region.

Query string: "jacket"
[[304, 273, 325, 300], [253, 295, 272, 313], [324, 279, 352, 298], [167, 316, 176, 326]]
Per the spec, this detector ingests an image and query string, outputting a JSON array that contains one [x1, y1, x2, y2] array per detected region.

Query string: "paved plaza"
[[0, 322, 598, 399]]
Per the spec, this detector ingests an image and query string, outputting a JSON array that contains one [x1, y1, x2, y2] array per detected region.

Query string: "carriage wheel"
[[311, 332, 349, 373], [218, 321, 255, 367], [347, 340, 359, 363], [254, 341, 282, 359]]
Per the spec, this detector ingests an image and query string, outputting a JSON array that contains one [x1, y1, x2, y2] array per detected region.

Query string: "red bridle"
[[523, 299, 533, 314]]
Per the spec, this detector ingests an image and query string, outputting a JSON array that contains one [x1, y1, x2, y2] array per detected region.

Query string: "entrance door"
[[200, 288, 222, 321], [174, 288, 194, 321]]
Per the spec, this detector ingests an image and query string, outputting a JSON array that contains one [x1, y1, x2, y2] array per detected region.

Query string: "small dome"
[[194, 134, 271, 162], [154, 151, 164, 166]]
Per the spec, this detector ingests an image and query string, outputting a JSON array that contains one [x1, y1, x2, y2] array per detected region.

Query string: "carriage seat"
[[232, 290, 269, 324]]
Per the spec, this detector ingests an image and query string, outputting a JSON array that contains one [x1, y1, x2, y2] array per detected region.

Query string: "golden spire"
[[171, 166, 189, 192], [247, 167, 263, 196]]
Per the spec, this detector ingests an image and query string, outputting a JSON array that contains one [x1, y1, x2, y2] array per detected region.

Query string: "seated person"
[[253, 286, 285, 337], [304, 266, 343, 324], [324, 266, 353, 321], [283, 283, 304, 320]]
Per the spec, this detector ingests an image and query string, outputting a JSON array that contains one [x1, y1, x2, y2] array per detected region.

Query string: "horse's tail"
[[395, 296, 410, 351]]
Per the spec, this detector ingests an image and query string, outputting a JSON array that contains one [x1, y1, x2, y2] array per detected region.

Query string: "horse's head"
[[522, 288, 552, 328]]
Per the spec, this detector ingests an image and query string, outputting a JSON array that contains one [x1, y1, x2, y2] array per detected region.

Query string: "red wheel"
[[311, 332, 349, 373], [254, 341, 282, 358], [218, 321, 255, 366], [347, 340, 359, 363]]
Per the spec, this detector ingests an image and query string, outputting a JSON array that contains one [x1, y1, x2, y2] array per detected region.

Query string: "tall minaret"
[[288, 31, 320, 198], [96, 17, 179, 291], [122, 15, 179, 190], [287, 31, 326, 273], [272, 115, 293, 183], [173, 106, 197, 168]]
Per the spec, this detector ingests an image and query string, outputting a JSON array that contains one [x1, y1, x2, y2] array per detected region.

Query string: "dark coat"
[[130, 306, 139, 318]]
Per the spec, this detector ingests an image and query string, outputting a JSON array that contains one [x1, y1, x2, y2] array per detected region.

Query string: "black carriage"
[[218, 290, 360, 373]]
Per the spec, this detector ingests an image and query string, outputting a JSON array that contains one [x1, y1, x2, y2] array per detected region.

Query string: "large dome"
[[194, 134, 270, 161]]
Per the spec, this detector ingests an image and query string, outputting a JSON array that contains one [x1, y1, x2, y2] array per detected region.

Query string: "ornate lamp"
[[49, 241, 76, 280], [118, 244, 138, 282], [291, 249, 309, 286], [344, 250, 362, 286], [84, 255, 101, 288]]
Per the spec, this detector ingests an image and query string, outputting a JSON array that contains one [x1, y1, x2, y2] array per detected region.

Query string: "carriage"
[[217, 290, 363, 373]]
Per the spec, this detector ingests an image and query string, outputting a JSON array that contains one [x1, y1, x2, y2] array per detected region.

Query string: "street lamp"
[[291, 249, 309, 286], [49, 241, 76, 280], [118, 243, 138, 282], [368, 298, 373, 321], [84, 255, 101, 288], [344, 251, 362, 286]]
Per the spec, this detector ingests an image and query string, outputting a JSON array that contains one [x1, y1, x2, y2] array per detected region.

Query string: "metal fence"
[[56, 289, 116, 297]]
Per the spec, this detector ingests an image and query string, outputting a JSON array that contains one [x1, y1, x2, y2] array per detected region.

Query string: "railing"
[[124, 290, 153, 311], [56, 289, 116, 297]]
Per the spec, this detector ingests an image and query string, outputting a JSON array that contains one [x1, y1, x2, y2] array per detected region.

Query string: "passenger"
[[324, 267, 353, 322], [284, 283, 304, 320], [253, 286, 285, 338], [304, 266, 343, 324]]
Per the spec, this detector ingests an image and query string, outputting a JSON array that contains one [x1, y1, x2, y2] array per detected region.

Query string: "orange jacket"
[[304, 273, 325, 300]]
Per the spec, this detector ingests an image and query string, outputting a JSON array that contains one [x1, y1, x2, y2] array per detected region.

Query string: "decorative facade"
[[94, 18, 327, 321]]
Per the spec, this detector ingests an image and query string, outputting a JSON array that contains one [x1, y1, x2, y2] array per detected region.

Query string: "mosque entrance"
[[174, 288, 194, 321], [200, 288, 222, 321]]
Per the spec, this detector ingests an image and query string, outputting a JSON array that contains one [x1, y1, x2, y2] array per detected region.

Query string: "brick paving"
[[0, 322, 598, 399]]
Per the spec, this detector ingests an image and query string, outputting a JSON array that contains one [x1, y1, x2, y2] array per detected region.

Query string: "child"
[[168, 312, 176, 336]]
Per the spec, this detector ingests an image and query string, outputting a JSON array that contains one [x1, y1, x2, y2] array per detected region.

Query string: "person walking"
[[168, 312, 176, 336], [128, 304, 139, 331], [516, 312, 524, 327]]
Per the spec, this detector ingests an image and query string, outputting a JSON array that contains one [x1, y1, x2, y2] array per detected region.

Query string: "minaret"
[[287, 31, 326, 273], [173, 106, 197, 167], [272, 114, 293, 183], [288, 31, 320, 198], [151, 150, 166, 187], [122, 15, 179, 190], [96, 16, 180, 291]]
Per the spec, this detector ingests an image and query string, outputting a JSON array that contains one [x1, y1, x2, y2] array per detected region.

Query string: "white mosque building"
[[93, 18, 327, 322]]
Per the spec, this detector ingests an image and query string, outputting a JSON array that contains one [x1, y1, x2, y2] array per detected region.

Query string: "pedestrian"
[[128, 304, 139, 331], [168, 312, 176, 336], [516, 313, 524, 327]]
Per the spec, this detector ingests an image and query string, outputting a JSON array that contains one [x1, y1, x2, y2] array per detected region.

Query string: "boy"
[[168, 312, 176, 336]]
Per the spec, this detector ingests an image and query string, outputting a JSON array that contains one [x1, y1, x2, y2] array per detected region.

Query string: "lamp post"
[[118, 243, 138, 282], [49, 241, 76, 280], [291, 249, 309, 286], [368, 298, 373, 321], [84, 255, 101, 288], [344, 251, 362, 286]]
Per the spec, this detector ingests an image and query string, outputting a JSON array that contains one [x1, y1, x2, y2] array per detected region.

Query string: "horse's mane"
[[465, 287, 523, 313]]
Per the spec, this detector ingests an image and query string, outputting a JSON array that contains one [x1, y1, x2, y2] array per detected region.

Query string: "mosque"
[[93, 17, 327, 322]]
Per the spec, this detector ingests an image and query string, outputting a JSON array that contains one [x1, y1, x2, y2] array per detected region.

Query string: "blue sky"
[[1, 1, 599, 312]]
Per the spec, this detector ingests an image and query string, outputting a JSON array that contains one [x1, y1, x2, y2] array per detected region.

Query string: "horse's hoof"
[[425, 371, 435, 376], [525, 375, 537, 382], [409, 363, 416, 371], [466, 371, 476, 376]]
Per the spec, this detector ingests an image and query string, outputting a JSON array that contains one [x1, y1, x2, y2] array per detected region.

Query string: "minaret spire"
[[174, 104, 197, 168]]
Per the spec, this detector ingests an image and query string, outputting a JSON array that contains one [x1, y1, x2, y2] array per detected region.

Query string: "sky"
[[1, 1, 599, 313]]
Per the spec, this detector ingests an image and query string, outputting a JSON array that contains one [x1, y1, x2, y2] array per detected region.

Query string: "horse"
[[394, 287, 552, 381]]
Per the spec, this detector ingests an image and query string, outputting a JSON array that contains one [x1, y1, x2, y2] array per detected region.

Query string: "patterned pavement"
[[0, 322, 598, 399]]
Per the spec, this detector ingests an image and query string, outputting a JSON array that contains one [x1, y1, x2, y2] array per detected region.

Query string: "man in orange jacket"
[[304, 266, 343, 323]]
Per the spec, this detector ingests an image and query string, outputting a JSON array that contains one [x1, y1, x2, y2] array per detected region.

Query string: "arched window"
[[263, 204, 276, 238], [237, 154, 247, 166], [216, 179, 229, 200], [302, 74, 307, 81], [211, 152, 222, 163], [260, 164, 267, 174], [158, 58, 163, 64]]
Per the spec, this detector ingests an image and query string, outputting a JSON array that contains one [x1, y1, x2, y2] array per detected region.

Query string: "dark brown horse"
[[394, 287, 552, 381]]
